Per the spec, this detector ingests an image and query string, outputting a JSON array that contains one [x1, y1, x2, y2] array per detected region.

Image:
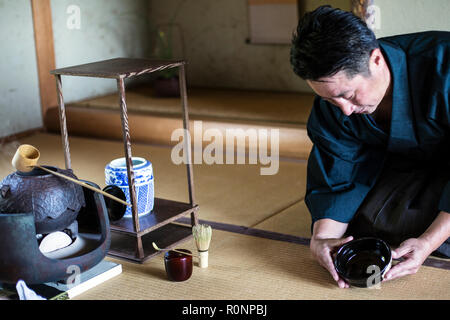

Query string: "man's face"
[[306, 49, 390, 116]]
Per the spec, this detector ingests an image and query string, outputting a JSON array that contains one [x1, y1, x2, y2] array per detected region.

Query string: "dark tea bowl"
[[334, 237, 392, 288], [164, 249, 193, 282]]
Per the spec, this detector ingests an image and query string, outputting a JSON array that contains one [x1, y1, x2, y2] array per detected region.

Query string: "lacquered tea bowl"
[[334, 237, 392, 288]]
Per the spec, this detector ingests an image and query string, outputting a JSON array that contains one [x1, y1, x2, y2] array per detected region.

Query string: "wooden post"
[[31, 0, 58, 122], [117, 78, 144, 258]]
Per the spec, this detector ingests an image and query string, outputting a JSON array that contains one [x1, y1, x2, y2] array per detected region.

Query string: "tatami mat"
[[70, 85, 314, 126], [255, 200, 312, 238], [0, 133, 306, 227], [1, 133, 448, 300], [76, 229, 450, 300]]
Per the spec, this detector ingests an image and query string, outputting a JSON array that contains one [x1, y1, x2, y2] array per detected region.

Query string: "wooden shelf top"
[[50, 58, 185, 79]]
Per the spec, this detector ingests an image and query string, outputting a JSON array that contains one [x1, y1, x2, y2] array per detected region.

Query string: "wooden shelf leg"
[[190, 208, 199, 228], [136, 235, 144, 260], [55, 74, 71, 170], [117, 78, 140, 234], [179, 65, 197, 227]]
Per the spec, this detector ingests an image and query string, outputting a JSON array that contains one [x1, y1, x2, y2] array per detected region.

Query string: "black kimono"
[[305, 31, 450, 256]]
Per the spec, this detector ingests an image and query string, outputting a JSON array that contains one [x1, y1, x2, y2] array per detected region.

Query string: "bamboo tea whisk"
[[192, 224, 212, 268]]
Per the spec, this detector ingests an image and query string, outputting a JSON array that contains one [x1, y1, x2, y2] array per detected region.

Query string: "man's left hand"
[[383, 238, 432, 281]]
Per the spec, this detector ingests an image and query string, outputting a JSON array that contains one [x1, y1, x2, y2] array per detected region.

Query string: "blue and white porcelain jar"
[[105, 157, 154, 218]]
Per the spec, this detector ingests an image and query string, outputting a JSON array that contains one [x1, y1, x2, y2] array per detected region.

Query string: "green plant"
[[154, 28, 178, 79], [151, 1, 186, 79]]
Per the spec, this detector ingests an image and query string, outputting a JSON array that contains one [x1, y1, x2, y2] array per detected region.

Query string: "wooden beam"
[[31, 0, 58, 123], [0, 127, 44, 144]]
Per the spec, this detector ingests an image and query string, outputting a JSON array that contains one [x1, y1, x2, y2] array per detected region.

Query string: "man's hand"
[[310, 236, 354, 288], [310, 218, 351, 288], [384, 238, 431, 281], [384, 211, 450, 282]]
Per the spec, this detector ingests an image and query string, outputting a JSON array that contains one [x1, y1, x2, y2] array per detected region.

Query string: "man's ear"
[[370, 48, 382, 66]]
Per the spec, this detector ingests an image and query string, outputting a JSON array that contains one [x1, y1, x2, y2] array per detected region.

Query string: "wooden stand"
[[51, 58, 198, 263]]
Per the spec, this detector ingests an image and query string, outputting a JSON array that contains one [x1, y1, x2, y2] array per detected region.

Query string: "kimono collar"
[[379, 40, 418, 152]]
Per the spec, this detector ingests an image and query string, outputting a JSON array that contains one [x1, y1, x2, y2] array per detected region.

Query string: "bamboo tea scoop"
[[152, 242, 199, 258], [12, 144, 131, 207]]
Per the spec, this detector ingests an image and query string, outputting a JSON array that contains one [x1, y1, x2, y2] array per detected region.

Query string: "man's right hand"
[[310, 236, 354, 288], [310, 218, 352, 288]]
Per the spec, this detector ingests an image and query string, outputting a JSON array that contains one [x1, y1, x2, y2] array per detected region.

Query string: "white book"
[[44, 260, 122, 300], [0, 260, 122, 300]]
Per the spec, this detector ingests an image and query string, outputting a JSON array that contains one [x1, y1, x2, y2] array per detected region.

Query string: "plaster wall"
[[0, 0, 42, 138]]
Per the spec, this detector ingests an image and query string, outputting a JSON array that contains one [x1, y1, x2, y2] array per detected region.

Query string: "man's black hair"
[[290, 5, 379, 81]]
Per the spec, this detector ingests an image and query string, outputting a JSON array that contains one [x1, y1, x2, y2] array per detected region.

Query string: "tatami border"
[[176, 217, 450, 271]]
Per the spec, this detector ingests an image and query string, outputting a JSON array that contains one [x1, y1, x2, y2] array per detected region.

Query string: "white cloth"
[[15, 280, 46, 300]]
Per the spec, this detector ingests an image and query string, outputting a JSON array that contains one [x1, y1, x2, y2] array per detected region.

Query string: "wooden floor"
[[0, 133, 448, 300]]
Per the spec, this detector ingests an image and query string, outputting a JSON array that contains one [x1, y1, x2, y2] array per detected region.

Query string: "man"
[[290, 5, 450, 288]]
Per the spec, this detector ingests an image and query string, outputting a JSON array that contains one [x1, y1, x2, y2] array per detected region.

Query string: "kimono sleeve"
[[435, 49, 450, 213], [305, 97, 385, 225]]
